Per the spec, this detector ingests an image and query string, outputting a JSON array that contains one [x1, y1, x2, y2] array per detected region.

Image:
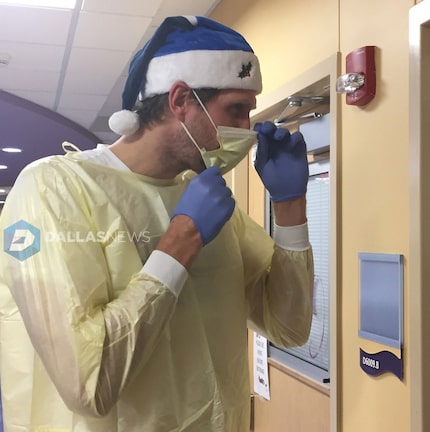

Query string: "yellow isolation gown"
[[0, 148, 313, 432]]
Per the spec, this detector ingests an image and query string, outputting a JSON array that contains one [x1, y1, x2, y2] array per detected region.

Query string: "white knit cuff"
[[273, 222, 310, 251], [141, 250, 188, 297]]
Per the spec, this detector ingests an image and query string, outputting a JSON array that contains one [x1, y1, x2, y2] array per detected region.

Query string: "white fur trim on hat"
[[142, 49, 262, 98]]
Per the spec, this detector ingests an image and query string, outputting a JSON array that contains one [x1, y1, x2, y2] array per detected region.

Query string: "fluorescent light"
[[2, 147, 22, 153], [0, 165, 8, 170], [0, 0, 76, 8]]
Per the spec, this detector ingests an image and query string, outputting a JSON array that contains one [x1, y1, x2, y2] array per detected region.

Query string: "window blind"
[[271, 164, 330, 372]]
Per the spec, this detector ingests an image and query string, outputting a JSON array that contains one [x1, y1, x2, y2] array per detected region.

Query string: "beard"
[[166, 126, 207, 175]]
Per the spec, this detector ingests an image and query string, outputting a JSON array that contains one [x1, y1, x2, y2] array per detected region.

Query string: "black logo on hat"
[[238, 62, 252, 79]]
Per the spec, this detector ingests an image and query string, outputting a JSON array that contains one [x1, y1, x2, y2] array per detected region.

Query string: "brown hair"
[[133, 88, 220, 130]]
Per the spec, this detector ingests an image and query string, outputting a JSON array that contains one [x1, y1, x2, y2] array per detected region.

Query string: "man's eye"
[[229, 105, 249, 118]]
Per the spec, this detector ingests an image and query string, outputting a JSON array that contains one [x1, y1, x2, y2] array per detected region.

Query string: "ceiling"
[[0, 0, 220, 204]]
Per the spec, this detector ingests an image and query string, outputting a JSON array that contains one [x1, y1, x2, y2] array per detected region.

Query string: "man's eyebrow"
[[233, 100, 257, 110]]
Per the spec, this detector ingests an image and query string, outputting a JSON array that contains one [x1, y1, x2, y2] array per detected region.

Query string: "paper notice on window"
[[253, 333, 270, 400]]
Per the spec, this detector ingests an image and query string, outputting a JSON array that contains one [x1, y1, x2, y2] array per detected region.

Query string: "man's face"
[[204, 89, 257, 131], [187, 88, 257, 154], [178, 87, 257, 173]]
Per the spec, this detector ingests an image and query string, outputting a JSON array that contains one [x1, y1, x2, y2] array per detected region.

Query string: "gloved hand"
[[171, 166, 235, 245], [253, 121, 309, 202]]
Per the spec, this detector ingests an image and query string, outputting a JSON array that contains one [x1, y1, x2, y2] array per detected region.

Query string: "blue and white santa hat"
[[109, 15, 262, 136]]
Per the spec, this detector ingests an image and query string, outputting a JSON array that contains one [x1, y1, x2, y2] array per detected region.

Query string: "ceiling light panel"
[[1, 147, 22, 152], [0, 0, 76, 8]]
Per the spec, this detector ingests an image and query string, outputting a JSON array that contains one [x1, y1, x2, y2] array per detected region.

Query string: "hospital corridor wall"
[[211, 0, 424, 431]]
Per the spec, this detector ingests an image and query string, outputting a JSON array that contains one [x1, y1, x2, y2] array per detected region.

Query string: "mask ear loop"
[[192, 90, 218, 132], [180, 121, 207, 153]]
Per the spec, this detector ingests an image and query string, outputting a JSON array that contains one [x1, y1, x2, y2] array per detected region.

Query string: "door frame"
[[409, 2, 430, 432], [250, 52, 341, 432]]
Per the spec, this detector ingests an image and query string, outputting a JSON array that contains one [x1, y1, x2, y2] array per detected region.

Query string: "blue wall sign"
[[360, 348, 403, 380]]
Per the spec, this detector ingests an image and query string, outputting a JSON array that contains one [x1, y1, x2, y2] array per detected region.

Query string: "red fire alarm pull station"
[[345, 46, 376, 106]]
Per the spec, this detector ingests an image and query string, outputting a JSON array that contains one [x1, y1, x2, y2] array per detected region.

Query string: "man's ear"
[[168, 81, 193, 121]]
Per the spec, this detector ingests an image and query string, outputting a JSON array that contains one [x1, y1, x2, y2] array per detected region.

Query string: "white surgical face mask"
[[180, 90, 257, 174]]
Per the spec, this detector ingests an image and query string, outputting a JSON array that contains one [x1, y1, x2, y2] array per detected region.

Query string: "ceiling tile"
[[10, 90, 56, 109], [60, 47, 133, 101], [73, 12, 152, 51], [56, 108, 99, 129], [97, 74, 127, 116], [81, 0, 163, 17], [0, 68, 60, 92], [94, 131, 118, 144], [65, 47, 132, 77], [154, 0, 220, 22], [61, 70, 119, 96], [0, 41, 64, 72], [57, 93, 108, 111], [0, 5, 72, 45]]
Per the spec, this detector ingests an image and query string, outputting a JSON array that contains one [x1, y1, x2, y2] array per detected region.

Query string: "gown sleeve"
[[0, 159, 179, 417], [231, 208, 315, 348]]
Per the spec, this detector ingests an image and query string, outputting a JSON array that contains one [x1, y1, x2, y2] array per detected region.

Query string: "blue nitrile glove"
[[171, 166, 235, 245], [253, 121, 309, 202]]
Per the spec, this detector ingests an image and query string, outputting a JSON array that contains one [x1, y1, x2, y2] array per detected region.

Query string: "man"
[[0, 16, 313, 432]]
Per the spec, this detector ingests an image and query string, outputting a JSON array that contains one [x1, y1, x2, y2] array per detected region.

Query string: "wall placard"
[[358, 253, 403, 348]]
